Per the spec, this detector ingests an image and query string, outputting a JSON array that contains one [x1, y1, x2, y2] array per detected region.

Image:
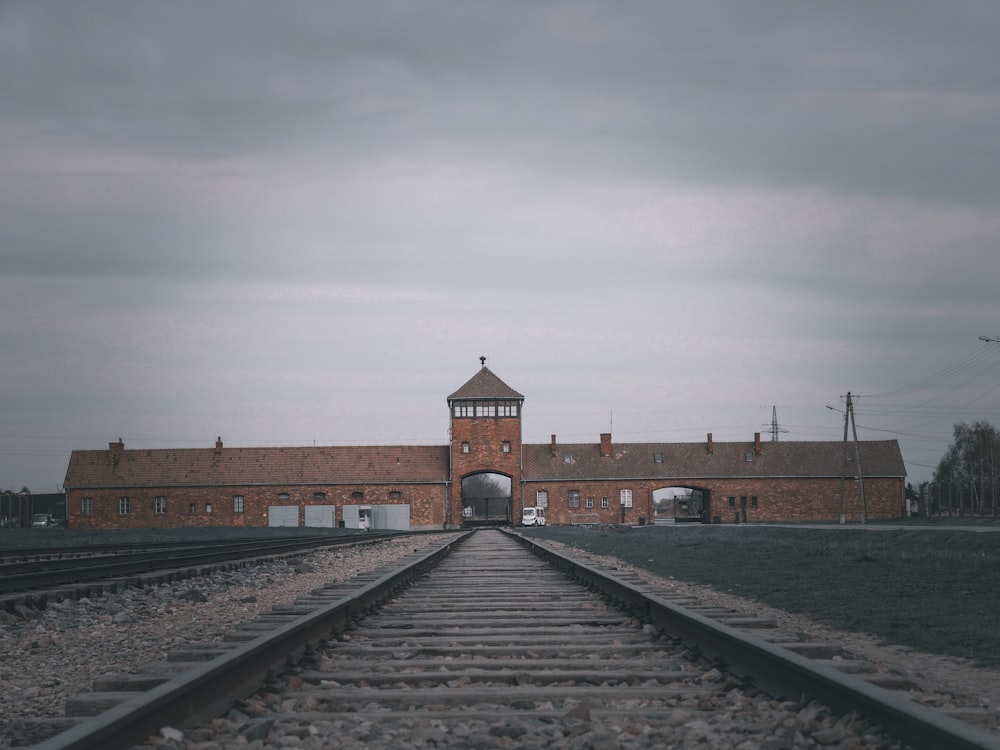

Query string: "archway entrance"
[[461, 472, 512, 526], [653, 486, 709, 523]]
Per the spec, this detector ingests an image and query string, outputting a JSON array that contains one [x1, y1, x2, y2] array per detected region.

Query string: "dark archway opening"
[[653, 486, 710, 523], [461, 472, 512, 526]]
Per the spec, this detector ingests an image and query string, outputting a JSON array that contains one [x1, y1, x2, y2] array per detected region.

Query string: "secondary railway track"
[[0, 533, 399, 603], [22, 529, 1000, 749]]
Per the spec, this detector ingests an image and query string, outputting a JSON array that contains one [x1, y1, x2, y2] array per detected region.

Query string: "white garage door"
[[374, 504, 410, 530], [342, 504, 410, 530], [267, 505, 299, 527], [304, 505, 335, 528]]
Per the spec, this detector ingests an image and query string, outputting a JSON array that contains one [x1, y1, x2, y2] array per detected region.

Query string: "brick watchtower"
[[447, 358, 524, 527]]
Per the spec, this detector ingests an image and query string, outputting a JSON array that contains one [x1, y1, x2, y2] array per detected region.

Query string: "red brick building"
[[63, 364, 906, 530]]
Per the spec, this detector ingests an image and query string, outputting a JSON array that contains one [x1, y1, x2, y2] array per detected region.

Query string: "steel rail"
[[509, 529, 1000, 750], [31, 530, 472, 750], [25, 527, 1000, 750], [0, 534, 396, 594], [0, 532, 401, 567]]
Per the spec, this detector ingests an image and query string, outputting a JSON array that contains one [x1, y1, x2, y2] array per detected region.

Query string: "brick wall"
[[521, 476, 903, 525], [67, 483, 448, 530], [522, 480, 655, 526], [450, 415, 522, 526]]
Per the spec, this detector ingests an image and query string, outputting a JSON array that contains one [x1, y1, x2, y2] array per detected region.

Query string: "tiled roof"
[[64, 435, 905, 491], [64, 444, 450, 490], [522, 439, 905, 481], [447, 367, 524, 401]]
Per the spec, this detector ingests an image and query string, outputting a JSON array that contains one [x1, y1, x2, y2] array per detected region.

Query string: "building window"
[[118, 496, 130, 515], [620, 489, 632, 508], [189, 503, 196, 514], [154, 497, 167, 514], [568, 490, 580, 508], [563, 453, 573, 464], [654, 452, 663, 463], [389, 491, 401, 500], [351, 491, 364, 500], [461, 442, 470, 453], [728, 496, 736, 507], [206, 503, 212, 514], [277, 493, 290, 501], [81, 497, 93, 516], [313, 492, 326, 500], [477, 403, 496, 417], [585, 496, 594, 509], [234, 495, 245, 513], [502, 441, 511, 453], [498, 402, 519, 417], [454, 403, 473, 417], [535, 490, 548, 508], [845, 450, 854, 461], [751, 496, 759, 508], [744, 451, 755, 462], [601, 496, 609, 509]]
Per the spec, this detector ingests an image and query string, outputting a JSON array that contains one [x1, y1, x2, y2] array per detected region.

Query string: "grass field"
[[523, 523, 1000, 668], [6, 522, 1000, 667]]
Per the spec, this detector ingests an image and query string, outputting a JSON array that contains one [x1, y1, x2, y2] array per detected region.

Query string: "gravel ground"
[[3, 533, 998, 749], [0, 535, 449, 747]]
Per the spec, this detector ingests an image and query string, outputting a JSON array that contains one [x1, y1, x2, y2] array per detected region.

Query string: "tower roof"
[[447, 365, 523, 402]]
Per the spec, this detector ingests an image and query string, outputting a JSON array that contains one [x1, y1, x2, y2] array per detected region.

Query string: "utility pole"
[[845, 392, 868, 524], [829, 393, 867, 524]]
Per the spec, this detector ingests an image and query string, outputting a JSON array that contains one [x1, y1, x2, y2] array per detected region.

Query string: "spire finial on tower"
[[480, 355, 487, 368]]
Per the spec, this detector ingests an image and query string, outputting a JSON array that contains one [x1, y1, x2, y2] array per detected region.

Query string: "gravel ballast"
[[0, 536, 443, 747]]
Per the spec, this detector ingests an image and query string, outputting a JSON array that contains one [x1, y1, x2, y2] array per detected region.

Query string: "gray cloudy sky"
[[3, 1, 999, 493]]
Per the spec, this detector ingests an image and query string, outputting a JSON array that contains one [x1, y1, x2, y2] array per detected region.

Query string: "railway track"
[[0, 533, 400, 606], [23, 529, 1000, 749]]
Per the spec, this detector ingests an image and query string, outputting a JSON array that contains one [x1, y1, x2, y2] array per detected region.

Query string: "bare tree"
[[934, 421, 1000, 517]]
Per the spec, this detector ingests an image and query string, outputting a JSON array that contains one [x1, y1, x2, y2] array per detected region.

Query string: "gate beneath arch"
[[653, 486, 709, 523], [461, 472, 512, 526]]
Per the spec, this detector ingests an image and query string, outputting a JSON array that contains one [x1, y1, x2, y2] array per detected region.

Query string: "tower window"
[[462, 441, 470, 453]]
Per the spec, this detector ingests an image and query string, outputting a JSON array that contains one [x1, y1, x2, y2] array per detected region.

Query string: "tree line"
[[914, 421, 1000, 517]]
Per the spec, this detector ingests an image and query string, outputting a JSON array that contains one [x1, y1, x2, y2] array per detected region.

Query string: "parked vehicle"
[[521, 507, 546, 526], [31, 513, 57, 528]]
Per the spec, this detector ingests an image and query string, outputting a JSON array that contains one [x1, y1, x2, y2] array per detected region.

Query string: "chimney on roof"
[[600, 433, 612, 457], [754, 432, 762, 455], [551, 434, 557, 457], [215, 436, 223, 454], [108, 438, 124, 466], [706, 433, 713, 454]]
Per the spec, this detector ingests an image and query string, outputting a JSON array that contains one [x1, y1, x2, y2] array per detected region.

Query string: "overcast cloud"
[[2, 1, 999, 493]]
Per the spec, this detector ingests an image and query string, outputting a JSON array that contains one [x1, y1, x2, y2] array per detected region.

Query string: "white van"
[[521, 507, 546, 526]]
